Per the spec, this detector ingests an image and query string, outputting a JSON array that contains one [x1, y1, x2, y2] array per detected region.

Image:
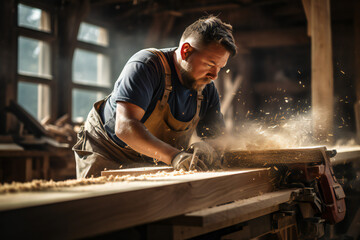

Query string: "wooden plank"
[[170, 189, 300, 227], [101, 166, 174, 177], [0, 169, 274, 239], [150, 213, 275, 240], [5, 100, 49, 137], [43, 155, 49, 180], [223, 147, 328, 167], [310, 0, 334, 143], [333, 147, 360, 164], [25, 158, 32, 182]]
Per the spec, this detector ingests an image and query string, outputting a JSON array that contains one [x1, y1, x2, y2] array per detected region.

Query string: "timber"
[[0, 169, 274, 239], [310, 0, 334, 143], [101, 166, 174, 176], [354, 0, 360, 141], [223, 147, 328, 167]]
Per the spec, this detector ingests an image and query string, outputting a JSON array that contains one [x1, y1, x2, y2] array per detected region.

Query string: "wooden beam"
[[170, 189, 300, 227], [0, 169, 274, 239], [0, 0, 17, 134], [223, 147, 328, 168], [234, 27, 309, 49], [354, 0, 360, 142], [101, 166, 174, 176], [310, 0, 334, 143], [302, 0, 311, 36], [57, 0, 90, 118]]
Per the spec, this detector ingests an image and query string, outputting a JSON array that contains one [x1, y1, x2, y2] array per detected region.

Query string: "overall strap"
[[194, 90, 203, 123], [146, 48, 172, 110]]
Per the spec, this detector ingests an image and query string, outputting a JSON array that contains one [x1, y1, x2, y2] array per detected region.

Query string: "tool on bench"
[[222, 146, 346, 225]]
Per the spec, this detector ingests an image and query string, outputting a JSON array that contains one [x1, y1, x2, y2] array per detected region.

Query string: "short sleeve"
[[112, 61, 160, 112]]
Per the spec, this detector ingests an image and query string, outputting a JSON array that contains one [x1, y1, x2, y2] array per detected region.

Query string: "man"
[[73, 15, 237, 178]]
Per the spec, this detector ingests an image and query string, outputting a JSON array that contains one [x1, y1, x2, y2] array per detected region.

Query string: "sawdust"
[[0, 169, 196, 194], [221, 115, 315, 150]]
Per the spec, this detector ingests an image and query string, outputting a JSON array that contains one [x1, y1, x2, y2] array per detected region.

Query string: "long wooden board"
[[223, 146, 329, 168], [101, 166, 174, 177], [148, 189, 301, 240], [170, 188, 300, 227], [0, 169, 274, 239]]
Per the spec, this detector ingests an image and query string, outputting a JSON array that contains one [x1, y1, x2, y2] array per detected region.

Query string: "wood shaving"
[[0, 169, 196, 194]]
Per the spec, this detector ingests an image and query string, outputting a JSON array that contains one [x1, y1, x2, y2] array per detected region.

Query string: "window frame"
[[71, 21, 112, 123], [16, 1, 57, 121]]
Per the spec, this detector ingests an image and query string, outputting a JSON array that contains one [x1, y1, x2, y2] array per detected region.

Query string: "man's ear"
[[180, 42, 194, 60]]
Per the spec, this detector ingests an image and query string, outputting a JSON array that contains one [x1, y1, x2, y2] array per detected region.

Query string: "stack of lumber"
[[41, 114, 78, 146]]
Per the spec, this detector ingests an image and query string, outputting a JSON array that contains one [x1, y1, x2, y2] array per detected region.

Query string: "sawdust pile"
[[0, 169, 195, 194]]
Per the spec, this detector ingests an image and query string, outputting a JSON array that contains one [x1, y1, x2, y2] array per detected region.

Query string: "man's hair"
[[181, 15, 237, 56]]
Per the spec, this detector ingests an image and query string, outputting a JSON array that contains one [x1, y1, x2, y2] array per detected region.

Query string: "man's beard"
[[180, 68, 208, 91]]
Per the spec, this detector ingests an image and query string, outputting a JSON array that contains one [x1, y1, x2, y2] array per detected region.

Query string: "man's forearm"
[[115, 119, 180, 165]]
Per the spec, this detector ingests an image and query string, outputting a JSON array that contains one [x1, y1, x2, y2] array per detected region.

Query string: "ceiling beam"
[[235, 27, 309, 50]]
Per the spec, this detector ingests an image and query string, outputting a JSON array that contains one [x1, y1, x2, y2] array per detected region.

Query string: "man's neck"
[[173, 50, 184, 86]]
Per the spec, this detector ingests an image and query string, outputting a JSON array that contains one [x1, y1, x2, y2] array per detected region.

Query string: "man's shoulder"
[[128, 48, 176, 64]]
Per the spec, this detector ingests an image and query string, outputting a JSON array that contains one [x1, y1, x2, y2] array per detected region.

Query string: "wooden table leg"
[[25, 158, 32, 182], [43, 156, 49, 180]]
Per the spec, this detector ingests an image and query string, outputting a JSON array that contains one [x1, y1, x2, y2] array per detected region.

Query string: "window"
[[72, 49, 110, 87], [72, 89, 105, 123], [18, 3, 51, 32], [17, 82, 50, 121], [72, 22, 111, 123], [18, 36, 51, 78], [17, 3, 53, 121], [78, 22, 108, 47]]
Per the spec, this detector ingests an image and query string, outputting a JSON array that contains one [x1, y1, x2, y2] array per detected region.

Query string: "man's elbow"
[[115, 118, 140, 141]]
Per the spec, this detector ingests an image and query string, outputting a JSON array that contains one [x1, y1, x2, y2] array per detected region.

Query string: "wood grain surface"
[[0, 168, 274, 239], [223, 146, 328, 168], [101, 166, 174, 177]]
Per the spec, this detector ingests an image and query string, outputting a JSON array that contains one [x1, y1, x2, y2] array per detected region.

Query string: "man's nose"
[[208, 67, 219, 80]]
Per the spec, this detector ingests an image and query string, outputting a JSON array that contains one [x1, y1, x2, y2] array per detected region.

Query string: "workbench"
[[0, 168, 299, 239]]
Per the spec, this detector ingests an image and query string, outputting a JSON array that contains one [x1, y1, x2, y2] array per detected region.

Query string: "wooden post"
[[0, 0, 17, 134], [57, 0, 90, 118], [354, 0, 360, 142], [310, 0, 334, 143], [302, 0, 311, 37]]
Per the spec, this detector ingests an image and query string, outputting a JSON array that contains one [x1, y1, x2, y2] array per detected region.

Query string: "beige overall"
[[73, 49, 203, 178]]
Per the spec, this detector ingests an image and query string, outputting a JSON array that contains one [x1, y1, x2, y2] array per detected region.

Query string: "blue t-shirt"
[[101, 48, 225, 147]]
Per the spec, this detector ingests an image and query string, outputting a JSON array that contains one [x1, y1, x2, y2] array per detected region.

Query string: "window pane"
[[18, 81, 50, 121], [72, 89, 105, 122], [72, 49, 110, 87], [18, 36, 52, 78], [78, 22, 108, 46], [18, 4, 51, 32]]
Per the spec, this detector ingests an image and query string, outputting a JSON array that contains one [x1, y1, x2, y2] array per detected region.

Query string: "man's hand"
[[188, 141, 222, 169], [171, 151, 208, 171]]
